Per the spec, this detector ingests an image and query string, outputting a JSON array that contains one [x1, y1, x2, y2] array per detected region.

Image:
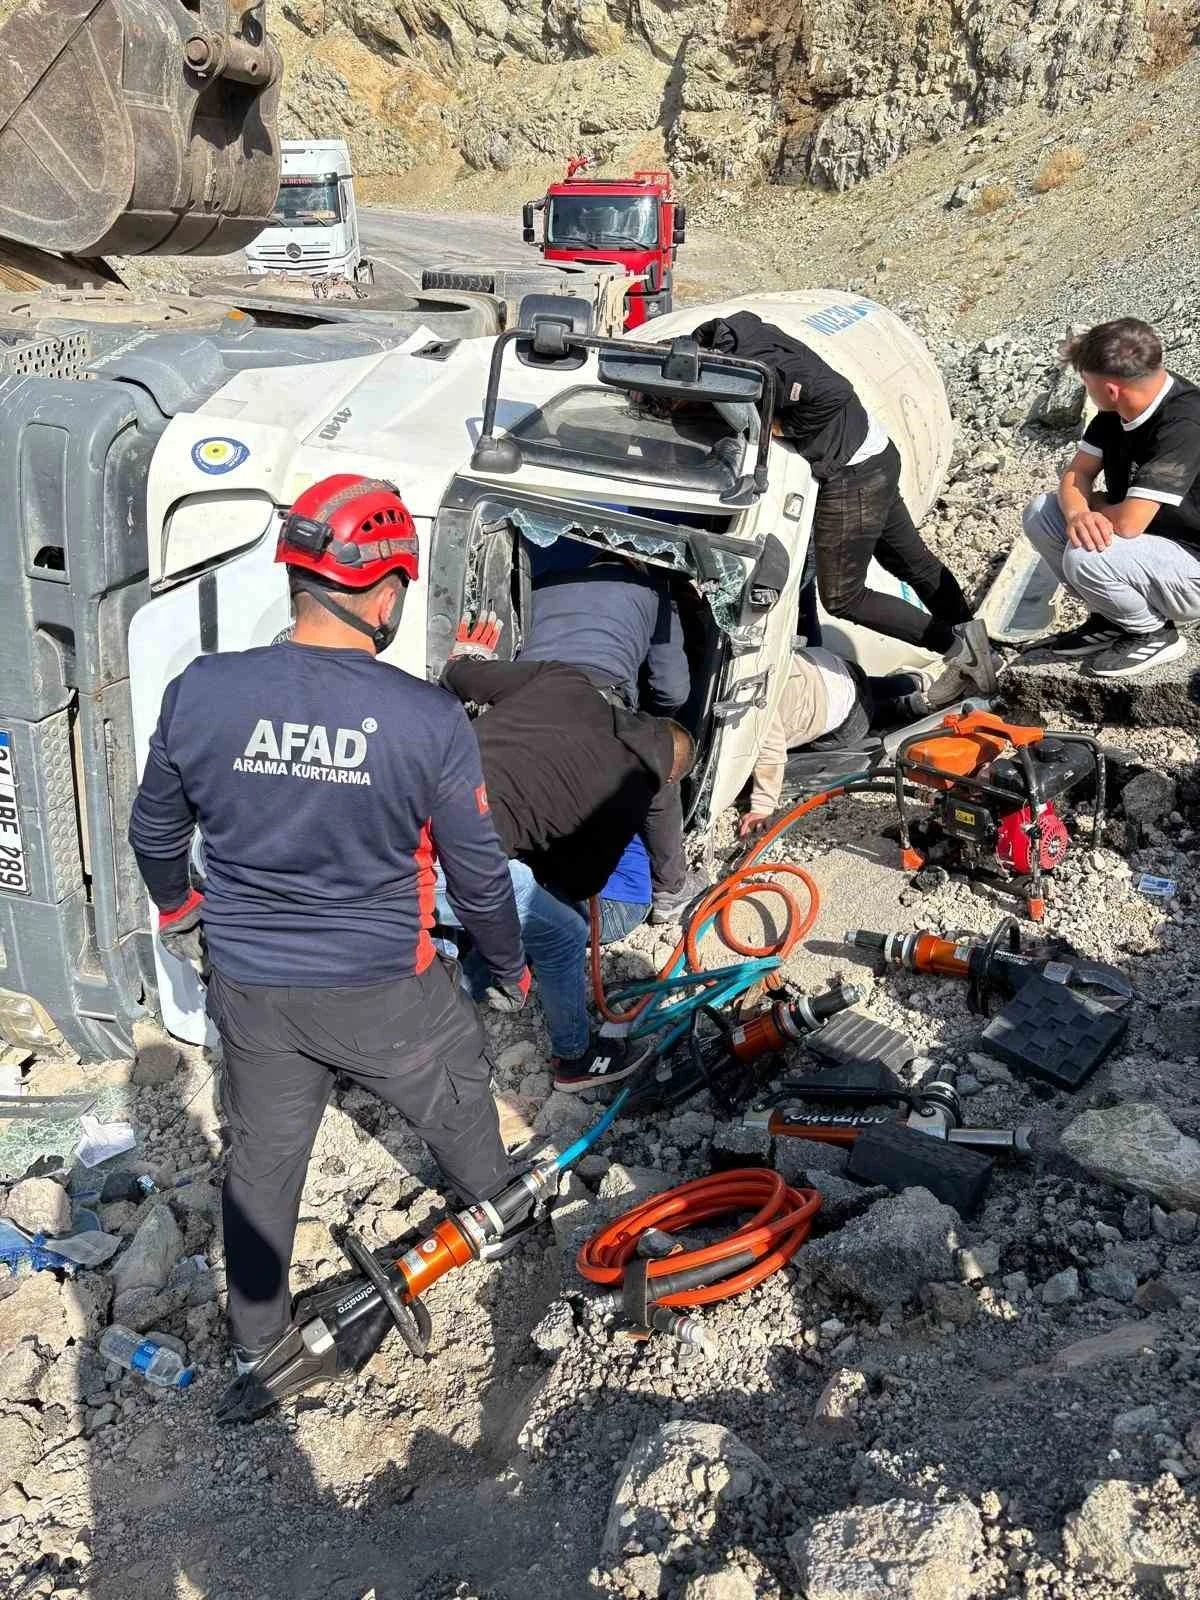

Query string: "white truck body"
[[244, 140, 366, 281], [130, 290, 955, 1046]]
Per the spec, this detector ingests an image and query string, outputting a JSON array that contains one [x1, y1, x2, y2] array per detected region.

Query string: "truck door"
[[128, 535, 290, 1045], [699, 448, 810, 823]]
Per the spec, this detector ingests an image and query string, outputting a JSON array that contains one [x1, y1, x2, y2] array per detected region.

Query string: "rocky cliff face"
[[280, 0, 1196, 189], [3, 0, 1190, 195]]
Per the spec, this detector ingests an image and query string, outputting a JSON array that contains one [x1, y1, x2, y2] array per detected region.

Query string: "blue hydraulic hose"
[[559, 774, 882, 1173], [555, 1085, 632, 1170]]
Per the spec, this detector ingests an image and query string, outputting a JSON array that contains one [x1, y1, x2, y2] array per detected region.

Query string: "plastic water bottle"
[[99, 1325, 194, 1389]]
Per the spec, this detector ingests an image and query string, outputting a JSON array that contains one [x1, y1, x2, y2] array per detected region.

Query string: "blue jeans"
[[598, 899, 650, 945], [435, 860, 589, 1061]]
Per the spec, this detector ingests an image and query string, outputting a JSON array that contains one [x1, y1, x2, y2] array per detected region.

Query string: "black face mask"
[[294, 577, 407, 653]]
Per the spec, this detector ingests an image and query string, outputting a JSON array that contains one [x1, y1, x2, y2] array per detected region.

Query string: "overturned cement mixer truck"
[[0, 9, 974, 1064], [0, 280, 968, 1061]]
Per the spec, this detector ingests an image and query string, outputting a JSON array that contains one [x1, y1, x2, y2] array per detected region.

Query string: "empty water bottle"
[[99, 1325, 193, 1389]]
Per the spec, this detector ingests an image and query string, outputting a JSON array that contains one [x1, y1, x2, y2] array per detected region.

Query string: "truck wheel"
[[421, 268, 497, 294]]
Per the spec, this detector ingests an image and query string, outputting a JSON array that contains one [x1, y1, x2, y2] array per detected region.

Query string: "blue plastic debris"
[[1136, 874, 1176, 898]]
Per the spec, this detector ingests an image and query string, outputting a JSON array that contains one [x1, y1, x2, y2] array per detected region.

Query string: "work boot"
[[649, 866, 709, 926], [923, 620, 999, 710], [552, 1032, 657, 1093]]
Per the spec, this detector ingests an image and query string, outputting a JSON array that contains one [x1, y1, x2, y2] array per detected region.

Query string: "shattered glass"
[[499, 503, 751, 634]]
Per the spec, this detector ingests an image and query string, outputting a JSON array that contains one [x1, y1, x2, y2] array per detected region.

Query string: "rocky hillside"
[[278, 0, 1199, 191]]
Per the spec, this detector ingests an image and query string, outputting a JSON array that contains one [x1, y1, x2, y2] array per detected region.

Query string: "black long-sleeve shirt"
[[692, 311, 870, 480], [442, 658, 674, 901], [129, 642, 524, 988]]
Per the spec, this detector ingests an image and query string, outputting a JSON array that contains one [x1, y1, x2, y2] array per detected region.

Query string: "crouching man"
[[1024, 317, 1200, 678]]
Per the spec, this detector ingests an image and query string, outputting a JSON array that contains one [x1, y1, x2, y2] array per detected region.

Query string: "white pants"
[[1023, 492, 1200, 635]]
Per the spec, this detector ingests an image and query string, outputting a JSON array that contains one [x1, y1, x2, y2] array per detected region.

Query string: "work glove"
[[449, 612, 503, 662], [485, 965, 532, 1014], [157, 888, 205, 973]]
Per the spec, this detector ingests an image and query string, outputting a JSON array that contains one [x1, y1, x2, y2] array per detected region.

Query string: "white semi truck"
[[244, 139, 373, 283], [0, 1, 1038, 1064]]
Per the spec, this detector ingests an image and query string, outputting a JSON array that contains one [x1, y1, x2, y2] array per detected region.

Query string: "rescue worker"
[[519, 539, 705, 923], [738, 648, 928, 836], [128, 475, 530, 1373], [440, 643, 695, 1091], [690, 311, 997, 708]]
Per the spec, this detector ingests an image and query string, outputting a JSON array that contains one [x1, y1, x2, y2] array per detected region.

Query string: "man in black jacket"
[[692, 311, 996, 708], [517, 540, 703, 922], [440, 654, 694, 1091]]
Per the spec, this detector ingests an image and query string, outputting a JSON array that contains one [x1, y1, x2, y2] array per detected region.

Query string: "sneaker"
[[232, 1338, 283, 1377], [924, 619, 1000, 710], [1040, 613, 1130, 659], [649, 866, 709, 926], [552, 1033, 657, 1093], [1086, 623, 1187, 679]]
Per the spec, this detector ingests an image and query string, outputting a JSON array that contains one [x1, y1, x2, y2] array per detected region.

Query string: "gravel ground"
[[6, 76, 1200, 1600]]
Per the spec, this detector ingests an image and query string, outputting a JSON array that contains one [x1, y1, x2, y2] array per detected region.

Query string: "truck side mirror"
[[673, 204, 687, 246], [521, 202, 536, 245], [644, 260, 662, 293]]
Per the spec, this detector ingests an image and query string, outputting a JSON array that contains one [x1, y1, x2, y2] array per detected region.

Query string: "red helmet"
[[276, 475, 419, 589]]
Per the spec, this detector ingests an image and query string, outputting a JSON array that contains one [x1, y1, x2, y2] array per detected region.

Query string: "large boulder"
[[110, 1203, 184, 1315], [1060, 1104, 1200, 1210], [1063, 1477, 1200, 1584], [4, 1177, 71, 1236], [601, 1420, 789, 1568], [793, 1188, 962, 1314], [790, 1496, 985, 1600]]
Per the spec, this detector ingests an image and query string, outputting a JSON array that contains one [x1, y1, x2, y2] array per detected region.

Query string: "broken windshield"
[[271, 180, 342, 228], [547, 194, 658, 250], [505, 387, 747, 494], [485, 497, 752, 633]]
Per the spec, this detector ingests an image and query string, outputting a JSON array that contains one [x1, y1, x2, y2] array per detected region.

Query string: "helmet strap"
[[294, 577, 407, 654]]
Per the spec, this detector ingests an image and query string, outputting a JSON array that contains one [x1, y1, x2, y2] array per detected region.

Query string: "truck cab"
[[245, 140, 371, 283], [522, 159, 684, 332], [0, 288, 963, 1063]]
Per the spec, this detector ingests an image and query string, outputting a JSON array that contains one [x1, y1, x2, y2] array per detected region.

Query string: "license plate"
[[0, 732, 29, 896]]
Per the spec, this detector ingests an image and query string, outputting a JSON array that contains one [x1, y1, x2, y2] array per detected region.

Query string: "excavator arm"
[[0, 0, 281, 279]]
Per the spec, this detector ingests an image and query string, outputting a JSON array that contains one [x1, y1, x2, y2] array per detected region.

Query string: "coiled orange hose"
[[591, 785, 851, 1025], [576, 1168, 821, 1307]]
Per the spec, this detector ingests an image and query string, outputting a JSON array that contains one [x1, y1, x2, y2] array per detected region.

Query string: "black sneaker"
[[649, 866, 709, 926], [1086, 623, 1187, 679], [552, 1033, 657, 1093], [1041, 613, 1129, 659]]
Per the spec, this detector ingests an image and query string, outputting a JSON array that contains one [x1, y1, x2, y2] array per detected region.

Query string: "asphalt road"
[[358, 205, 776, 303], [359, 207, 532, 290]]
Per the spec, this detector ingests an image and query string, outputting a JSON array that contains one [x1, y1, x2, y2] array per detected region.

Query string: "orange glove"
[[485, 965, 532, 1013], [450, 611, 503, 661]]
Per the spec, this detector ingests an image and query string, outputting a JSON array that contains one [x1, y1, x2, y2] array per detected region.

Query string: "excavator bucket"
[[0, 0, 281, 258]]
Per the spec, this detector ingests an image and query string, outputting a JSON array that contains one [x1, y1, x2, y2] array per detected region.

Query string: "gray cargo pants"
[[208, 959, 510, 1351], [1023, 492, 1200, 634]]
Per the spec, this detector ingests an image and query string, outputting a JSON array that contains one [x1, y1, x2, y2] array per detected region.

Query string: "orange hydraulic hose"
[[590, 785, 850, 1025], [576, 1169, 821, 1307]]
